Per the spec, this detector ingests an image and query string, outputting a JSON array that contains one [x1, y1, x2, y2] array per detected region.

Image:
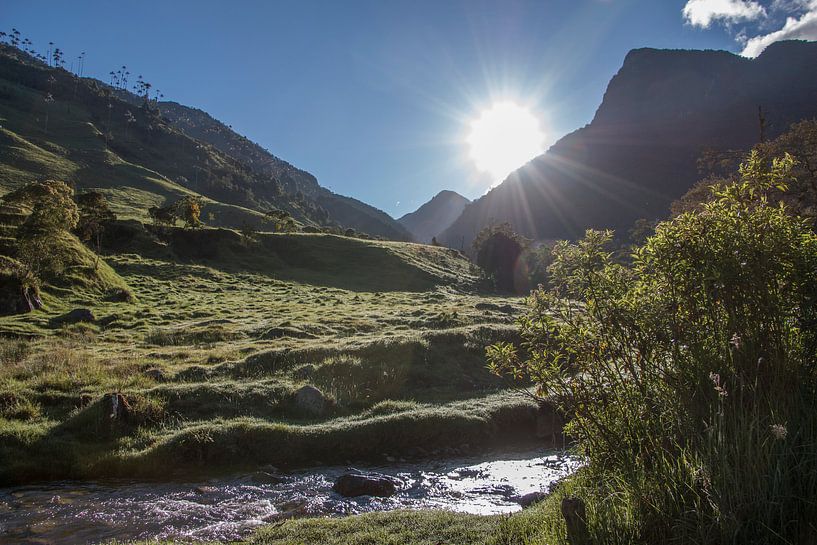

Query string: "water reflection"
[[0, 449, 579, 545]]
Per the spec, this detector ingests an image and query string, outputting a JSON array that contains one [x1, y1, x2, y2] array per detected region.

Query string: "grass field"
[[0, 226, 542, 486]]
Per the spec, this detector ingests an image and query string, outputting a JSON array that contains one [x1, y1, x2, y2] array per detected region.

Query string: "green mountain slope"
[[0, 44, 410, 239], [157, 101, 413, 240]]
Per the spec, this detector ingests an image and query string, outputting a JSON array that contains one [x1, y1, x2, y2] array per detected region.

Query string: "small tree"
[[75, 191, 116, 269], [148, 204, 177, 227], [239, 221, 257, 245], [472, 223, 527, 292], [174, 196, 203, 229], [265, 209, 297, 233], [5, 180, 79, 279]]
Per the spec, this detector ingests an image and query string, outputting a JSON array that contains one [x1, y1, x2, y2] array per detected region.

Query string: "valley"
[[2, 7, 817, 544]]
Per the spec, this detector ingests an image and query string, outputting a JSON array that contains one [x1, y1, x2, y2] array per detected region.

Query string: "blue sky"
[[4, 1, 816, 216]]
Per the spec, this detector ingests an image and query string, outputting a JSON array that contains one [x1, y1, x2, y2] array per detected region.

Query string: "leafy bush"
[[472, 223, 528, 293], [5, 180, 79, 278], [488, 151, 817, 544]]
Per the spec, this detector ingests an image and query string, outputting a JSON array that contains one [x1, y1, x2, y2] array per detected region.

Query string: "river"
[[0, 448, 578, 544]]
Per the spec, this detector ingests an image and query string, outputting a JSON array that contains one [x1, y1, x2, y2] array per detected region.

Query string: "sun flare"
[[467, 102, 545, 184]]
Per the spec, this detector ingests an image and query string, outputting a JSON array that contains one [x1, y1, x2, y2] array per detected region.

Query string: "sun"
[[467, 101, 545, 183]]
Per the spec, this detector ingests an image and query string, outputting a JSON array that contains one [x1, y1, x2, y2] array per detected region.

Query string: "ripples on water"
[[0, 449, 579, 545]]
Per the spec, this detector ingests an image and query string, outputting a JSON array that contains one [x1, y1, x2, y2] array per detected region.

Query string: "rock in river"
[[332, 471, 399, 497], [512, 491, 547, 507]]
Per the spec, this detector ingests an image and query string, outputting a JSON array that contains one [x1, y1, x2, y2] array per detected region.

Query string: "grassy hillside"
[[0, 44, 409, 239], [0, 225, 538, 485]]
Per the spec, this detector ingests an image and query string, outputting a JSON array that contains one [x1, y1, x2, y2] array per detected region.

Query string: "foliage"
[[239, 221, 258, 244], [674, 119, 817, 220], [472, 223, 528, 293], [75, 191, 116, 268], [488, 151, 817, 544], [147, 204, 176, 227], [265, 209, 297, 233], [4, 180, 79, 278], [174, 195, 203, 229], [148, 196, 203, 229], [524, 242, 555, 289], [252, 510, 499, 545]]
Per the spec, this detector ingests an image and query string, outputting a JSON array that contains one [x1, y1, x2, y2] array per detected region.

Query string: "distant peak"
[[431, 190, 469, 201]]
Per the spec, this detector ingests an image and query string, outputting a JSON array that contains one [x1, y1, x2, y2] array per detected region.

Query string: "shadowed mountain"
[[398, 190, 470, 243], [440, 40, 817, 248]]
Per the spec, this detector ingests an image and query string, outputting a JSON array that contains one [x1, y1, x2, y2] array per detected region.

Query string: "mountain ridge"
[[440, 40, 817, 248]]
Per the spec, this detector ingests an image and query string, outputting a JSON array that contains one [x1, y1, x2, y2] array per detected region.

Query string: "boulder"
[[293, 385, 331, 417], [194, 486, 219, 495], [105, 288, 133, 303], [55, 308, 95, 325], [562, 496, 589, 545], [332, 471, 399, 497], [512, 491, 548, 508]]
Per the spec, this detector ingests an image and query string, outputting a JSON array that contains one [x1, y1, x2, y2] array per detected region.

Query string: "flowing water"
[[0, 448, 579, 545]]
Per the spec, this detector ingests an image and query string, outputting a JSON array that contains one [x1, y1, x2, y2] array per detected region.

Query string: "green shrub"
[[489, 151, 817, 544]]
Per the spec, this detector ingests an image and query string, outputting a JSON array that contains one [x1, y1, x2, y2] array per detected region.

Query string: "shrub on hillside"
[[472, 223, 528, 293], [488, 151, 817, 544]]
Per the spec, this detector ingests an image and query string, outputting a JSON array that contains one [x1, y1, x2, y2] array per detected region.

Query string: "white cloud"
[[741, 0, 817, 56], [682, 0, 767, 28]]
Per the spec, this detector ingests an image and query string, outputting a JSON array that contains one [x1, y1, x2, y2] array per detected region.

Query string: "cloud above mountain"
[[741, 1, 817, 56], [682, 0, 817, 56], [682, 0, 766, 28]]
